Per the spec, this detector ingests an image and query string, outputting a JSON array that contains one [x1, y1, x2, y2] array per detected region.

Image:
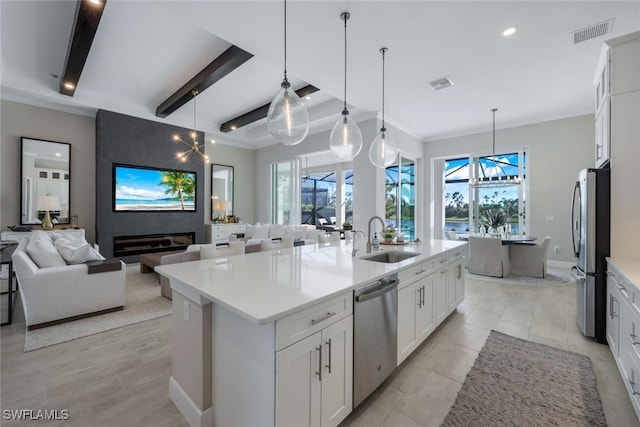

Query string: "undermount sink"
[[361, 251, 420, 263]]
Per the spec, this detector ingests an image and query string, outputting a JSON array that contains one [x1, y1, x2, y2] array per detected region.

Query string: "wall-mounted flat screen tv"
[[113, 164, 196, 212]]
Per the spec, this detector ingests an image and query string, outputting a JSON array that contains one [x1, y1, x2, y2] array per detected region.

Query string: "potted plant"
[[481, 209, 508, 234], [382, 227, 396, 242], [342, 221, 352, 230]]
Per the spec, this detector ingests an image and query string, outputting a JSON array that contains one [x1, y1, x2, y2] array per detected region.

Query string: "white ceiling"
[[2, 1, 639, 150]]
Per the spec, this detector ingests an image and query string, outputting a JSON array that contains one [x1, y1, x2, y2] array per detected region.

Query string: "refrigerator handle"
[[570, 181, 580, 258]]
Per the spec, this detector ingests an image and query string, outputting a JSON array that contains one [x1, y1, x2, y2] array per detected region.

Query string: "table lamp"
[[37, 196, 61, 230]]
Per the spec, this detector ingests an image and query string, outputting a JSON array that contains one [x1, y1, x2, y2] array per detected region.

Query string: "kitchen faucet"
[[351, 230, 366, 257], [367, 216, 385, 253]]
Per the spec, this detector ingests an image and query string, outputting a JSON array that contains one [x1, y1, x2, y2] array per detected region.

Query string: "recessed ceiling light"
[[55, 153, 61, 157], [230, 125, 237, 130], [89, 0, 101, 5], [305, 95, 312, 100], [210, 139, 216, 144], [502, 26, 518, 37], [63, 82, 75, 90]]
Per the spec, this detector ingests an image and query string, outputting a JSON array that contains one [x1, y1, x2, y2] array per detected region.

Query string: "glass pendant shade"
[[330, 112, 363, 160], [369, 128, 398, 168], [267, 79, 310, 146]]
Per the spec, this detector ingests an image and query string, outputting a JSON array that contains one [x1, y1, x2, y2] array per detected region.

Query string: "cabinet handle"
[[630, 333, 640, 346], [325, 338, 332, 374], [629, 377, 640, 396], [316, 345, 322, 381], [610, 294, 617, 318], [311, 312, 335, 325], [417, 287, 422, 308], [457, 265, 462, 280], [439, 259, 447, 264], [415, 269, 426, 275], [454, 252, 462, 257], [421, 285, 425, 307]]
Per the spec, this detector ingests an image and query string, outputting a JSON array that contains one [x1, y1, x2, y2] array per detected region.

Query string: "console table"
[[1, 243, 18, 326], [1, 228, 85, 242], [204, 223, 245, 244]]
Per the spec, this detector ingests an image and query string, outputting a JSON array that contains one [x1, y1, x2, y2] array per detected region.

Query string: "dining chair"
[[445, 230, 458, 240], [509, 236, 551, 278], [260, 236, 294, 251], [468, 235, 510, 277]]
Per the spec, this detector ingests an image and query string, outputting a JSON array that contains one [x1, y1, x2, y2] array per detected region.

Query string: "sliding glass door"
[[271, 160, 300, 225]]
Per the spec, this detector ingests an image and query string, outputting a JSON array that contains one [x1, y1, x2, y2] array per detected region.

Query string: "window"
[[271, 160, 300, 225], [301, 169, 353, 227], [385, 157, 416, 240], [444, 151, 527, 235]]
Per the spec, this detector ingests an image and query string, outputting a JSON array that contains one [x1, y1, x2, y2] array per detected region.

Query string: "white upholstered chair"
[[159, 241, 245, 299], [260, 236, 294, 251], [445, 230, 458, 240], [509, 236, 551, 278], [468, 235, 510, 278]]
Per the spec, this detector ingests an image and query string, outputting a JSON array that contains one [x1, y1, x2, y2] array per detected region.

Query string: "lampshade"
[[212, 199, 222, 211], [222, 200, 232, 211], [267, 0, 310, 146], [37, 196, 61, 211], [329, 12, 363, 160], [369, 48, 398, 168]]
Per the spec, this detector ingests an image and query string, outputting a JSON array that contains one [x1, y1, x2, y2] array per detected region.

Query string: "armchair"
[[468, 235, 510, 278], [509, 236, 551, 278]]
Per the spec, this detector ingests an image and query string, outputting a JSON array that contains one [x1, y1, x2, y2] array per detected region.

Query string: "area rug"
[[24, 264, 171, 351], [441, 330, 606, 427], [466, 267, 575, 286]]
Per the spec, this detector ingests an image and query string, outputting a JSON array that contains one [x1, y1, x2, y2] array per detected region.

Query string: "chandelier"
[[469, 108, 521, 188], [173, 90, 210, 163]]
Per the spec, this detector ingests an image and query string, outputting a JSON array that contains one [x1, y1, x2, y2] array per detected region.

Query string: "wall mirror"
[[211, 164, 234, 221], [21, 137, 71, 225]]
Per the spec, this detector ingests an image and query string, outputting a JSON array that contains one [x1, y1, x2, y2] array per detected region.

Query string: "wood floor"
[[1, 267, 639, 426]]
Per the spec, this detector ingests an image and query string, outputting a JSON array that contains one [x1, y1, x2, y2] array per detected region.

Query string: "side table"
[[1, 243, 18, 326]]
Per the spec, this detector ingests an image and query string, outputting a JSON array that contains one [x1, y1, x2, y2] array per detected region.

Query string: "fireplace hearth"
[[113, 232, 194, 257]]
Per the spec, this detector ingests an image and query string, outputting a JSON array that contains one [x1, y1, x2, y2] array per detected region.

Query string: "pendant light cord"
[[283, 0, 288, 81], [381, 48, 387, 129], [491, 108, 497, 157], [192, 89, 198, 136], [343, 13, 348, 110]]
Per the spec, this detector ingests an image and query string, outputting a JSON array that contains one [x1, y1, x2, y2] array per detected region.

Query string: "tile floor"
[[1, 268, 639, 426]]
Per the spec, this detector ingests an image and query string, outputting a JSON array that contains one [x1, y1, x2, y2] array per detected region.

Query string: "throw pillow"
[[269, 224, 288, 238], [55, 238, 104, 264], [26, 237, 67, 268], [287, 226, 308, 241], [252, 223, 270, 239]]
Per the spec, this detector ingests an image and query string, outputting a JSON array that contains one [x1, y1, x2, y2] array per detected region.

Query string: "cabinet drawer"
[[398, 261, 434, 288], [448, 248, 465, 262], [276, 292, 353, 351]]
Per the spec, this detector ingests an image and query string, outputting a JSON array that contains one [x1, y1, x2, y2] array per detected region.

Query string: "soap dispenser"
[[372, 232, 380, 250]]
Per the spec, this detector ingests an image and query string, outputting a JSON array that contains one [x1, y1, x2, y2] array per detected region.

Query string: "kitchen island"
[[156, 239, 466, 427]]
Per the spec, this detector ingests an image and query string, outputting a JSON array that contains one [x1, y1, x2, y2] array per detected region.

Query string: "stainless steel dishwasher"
[[353, 273, 398, 407]]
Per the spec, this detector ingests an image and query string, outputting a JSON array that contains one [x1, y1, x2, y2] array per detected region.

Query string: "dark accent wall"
[[96, 110, 205, 262]]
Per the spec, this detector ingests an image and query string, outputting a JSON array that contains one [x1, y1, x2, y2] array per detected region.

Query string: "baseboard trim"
[[169, 376, 214, 427]]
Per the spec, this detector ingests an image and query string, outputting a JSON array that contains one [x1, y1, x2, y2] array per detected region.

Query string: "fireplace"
[[113, 232, 195, 257]]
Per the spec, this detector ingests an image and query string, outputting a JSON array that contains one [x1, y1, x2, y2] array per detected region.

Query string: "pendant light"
[[329, 12, 363, 160], [369, 47, 398, 168], [267, 0, 309, 146], [173, 90, 210, 163]]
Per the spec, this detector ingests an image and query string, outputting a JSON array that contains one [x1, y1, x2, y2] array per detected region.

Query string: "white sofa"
[[12, 233, 126, 329], [230, 223, 322, 251]]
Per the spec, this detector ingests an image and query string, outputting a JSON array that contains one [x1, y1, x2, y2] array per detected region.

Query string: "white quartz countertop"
[[156, 239, 466, 324], [607, 257, 640, 287]]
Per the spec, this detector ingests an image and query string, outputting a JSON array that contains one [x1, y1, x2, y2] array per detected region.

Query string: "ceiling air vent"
[[429, 77, 454, 91], [572, 19, 614, 44]]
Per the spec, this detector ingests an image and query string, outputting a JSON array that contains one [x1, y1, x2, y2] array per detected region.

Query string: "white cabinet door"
[[416, 278, 435, 343], [276, 332, 322, 427], [450, 260, 465, 305], [595, 100, 610, 169], [320, 316, 353, 427], [434, 268, 448, 324], [607, 277, 621, 357], [397, 282, 418, 365]]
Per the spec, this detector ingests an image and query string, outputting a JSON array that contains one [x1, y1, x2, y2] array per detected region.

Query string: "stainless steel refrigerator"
[[571, 167, 610, 343]]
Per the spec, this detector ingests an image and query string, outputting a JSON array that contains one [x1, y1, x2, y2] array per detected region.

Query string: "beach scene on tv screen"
[[115, 166, 195, 211]]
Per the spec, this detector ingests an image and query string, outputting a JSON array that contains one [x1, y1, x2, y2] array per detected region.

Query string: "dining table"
[[456, 233, 537, 245]]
